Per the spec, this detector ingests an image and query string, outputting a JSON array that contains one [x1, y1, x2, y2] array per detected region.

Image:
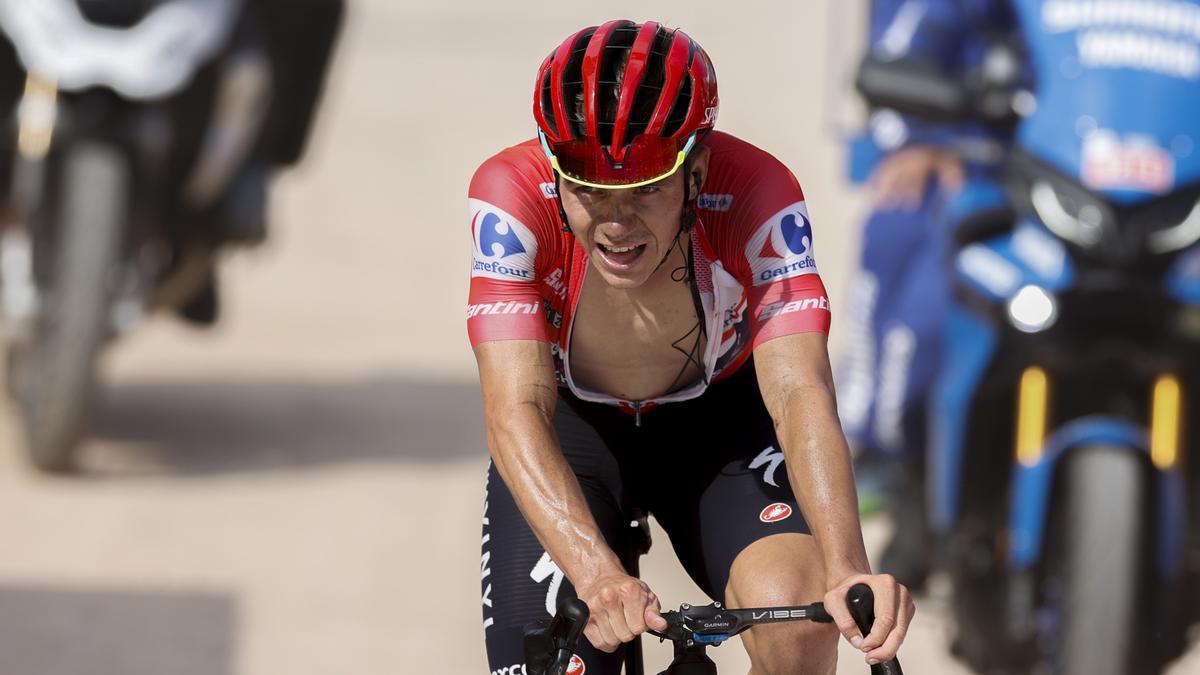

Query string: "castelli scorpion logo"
[[759, 503, 793, 523]]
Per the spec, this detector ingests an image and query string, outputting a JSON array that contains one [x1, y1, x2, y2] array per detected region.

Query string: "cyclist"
[[836, 0, 1017, 589], [470, 20, 914, 675]]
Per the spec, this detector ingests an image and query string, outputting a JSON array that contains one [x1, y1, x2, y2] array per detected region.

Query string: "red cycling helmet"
[[534, 20, 719, 189]]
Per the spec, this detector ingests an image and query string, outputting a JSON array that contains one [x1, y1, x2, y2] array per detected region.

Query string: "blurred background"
[[0, 0, 1198, 674]]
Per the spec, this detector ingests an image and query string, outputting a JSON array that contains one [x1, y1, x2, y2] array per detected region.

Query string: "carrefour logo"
[[780, 213, 812, 255], [478, 212, 526, 259], [470, 198, 537, 281], [746, 202, 819, 286]]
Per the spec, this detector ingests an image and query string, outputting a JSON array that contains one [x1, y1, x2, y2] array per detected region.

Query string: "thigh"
[[481, 462, 626, 675]]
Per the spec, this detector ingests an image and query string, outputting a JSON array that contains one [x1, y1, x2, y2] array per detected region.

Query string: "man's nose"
[[597, 192, 638, 225]]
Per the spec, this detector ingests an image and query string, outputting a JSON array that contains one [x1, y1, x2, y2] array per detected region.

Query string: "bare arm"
[[474, 340, 664, 650], [753, 332, 914, 662], [754, 332, 870, 580]]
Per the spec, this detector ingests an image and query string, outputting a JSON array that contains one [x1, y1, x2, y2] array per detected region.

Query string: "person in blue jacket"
[[838, 0, 1016, 589]]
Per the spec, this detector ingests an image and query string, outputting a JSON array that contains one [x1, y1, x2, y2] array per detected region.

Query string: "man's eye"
[[636, 185, 660, 195], [574, 186, 598, 196]]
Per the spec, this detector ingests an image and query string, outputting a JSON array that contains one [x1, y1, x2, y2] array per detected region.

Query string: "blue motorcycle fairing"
[[1011, 0, 1200, 205], [943, 177, 1011, 235], [930, 305, 998, 533], [954, 217, 1076, 303], [1007, 416, 1186, 579]]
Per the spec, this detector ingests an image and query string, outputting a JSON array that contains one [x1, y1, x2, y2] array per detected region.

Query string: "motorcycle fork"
[[4, 75, 158, 337], [1, 72, 56, 338]]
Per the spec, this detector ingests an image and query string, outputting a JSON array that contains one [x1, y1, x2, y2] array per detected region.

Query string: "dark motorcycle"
[[0, 0, 339, 471]]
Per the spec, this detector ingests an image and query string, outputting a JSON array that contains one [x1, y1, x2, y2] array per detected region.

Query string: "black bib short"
[[479, 361, 812, 675]]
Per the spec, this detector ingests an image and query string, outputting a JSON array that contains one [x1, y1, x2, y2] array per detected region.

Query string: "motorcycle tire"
[[10, 142, 126, 472], [1049, 446, 1150, 675]]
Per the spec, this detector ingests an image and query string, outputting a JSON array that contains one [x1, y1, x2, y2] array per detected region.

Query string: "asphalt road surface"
[[1, 2, 1197, 674]]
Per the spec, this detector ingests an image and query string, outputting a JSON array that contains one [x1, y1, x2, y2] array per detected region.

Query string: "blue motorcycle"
[[858, 1, 1200, 672]]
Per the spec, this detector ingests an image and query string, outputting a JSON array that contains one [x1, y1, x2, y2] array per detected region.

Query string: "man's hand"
[[823, 572, 915, 665], [872, 144, 965, 212], [574, 572, 669, 652]]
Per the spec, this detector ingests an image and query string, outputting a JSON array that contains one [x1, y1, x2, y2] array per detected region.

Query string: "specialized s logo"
[[470, 198, 537, 281], [745, 202, 819, 286]]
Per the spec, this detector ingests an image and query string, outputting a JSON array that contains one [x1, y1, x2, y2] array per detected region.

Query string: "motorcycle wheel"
[[8, 142, 127, 472], [1047, 446, 1150, 675]]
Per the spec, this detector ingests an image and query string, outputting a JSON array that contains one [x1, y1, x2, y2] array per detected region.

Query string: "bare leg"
[[725, 533, 838, 675]]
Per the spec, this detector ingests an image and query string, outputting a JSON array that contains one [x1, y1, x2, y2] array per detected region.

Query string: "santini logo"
[[758, 296, 830, 320], [467, 301, 540, 318]]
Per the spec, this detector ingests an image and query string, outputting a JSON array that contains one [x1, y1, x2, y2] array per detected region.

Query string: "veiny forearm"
[[773, 382, 871, 583], [486, 395, 624, 587]]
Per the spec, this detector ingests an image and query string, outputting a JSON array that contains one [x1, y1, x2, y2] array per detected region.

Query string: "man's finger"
[[824, 586, 865, 650], [589, 613, 619, 653], [645, 591, 668, 632], [584, 622, 615, 654], [867, 588, 915, 663], [622, 596, 648, 636], [862, 577, 900, 651]]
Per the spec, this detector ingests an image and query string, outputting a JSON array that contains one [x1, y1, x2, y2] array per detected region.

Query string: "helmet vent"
[[661, 72, 693, 138], [624, 30, 672, 141], [539, 67, 559, 137]]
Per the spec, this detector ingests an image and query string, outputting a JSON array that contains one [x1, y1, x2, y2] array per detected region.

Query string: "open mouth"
[[596, 242, 648, 269]]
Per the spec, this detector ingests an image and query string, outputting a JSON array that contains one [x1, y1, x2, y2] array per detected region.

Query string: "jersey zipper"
[[633, 400, 643, 427]]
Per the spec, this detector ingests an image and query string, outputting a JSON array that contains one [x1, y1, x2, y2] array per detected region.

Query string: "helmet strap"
[[681, 164, 700, 232], [651, 160, 703, 274], [553, 173, 571, 233]]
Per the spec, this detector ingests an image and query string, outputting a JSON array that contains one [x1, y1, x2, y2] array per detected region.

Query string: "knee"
[[726, 535, 838, 674], [745, 620, 839, 675]]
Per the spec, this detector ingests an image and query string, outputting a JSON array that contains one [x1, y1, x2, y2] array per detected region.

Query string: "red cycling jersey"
[[467, 131, 831, 411]]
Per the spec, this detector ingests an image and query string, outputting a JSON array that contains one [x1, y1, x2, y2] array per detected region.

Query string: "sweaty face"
[[559, 171, 688, 289]]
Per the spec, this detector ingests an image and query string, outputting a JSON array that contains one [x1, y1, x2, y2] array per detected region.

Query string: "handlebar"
[[524, 583, 903, 675], [846, 585, 904, 675], [855, 53, 1024, 127]]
